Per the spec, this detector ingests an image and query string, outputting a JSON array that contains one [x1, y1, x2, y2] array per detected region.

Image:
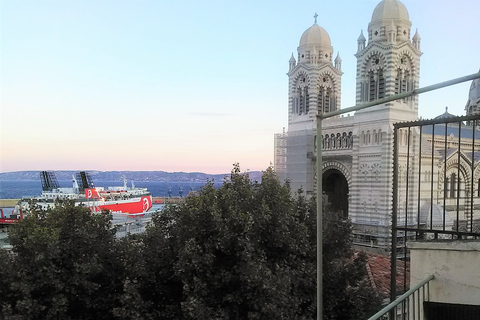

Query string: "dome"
[[371, 0, 409, 23], [435, 107, 456, 119], [465, 74, 480, 115], [299, 24, 331, 48], [468, 77, 480, 102]]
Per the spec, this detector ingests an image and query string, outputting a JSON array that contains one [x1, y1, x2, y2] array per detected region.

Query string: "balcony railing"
[[368, 274, 434, 320]]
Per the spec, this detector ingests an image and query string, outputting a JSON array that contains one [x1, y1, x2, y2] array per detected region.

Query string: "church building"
[[274, 0, 480, 253]]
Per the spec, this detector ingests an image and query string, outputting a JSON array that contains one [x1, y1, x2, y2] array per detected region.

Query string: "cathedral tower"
[[288, 15, 343, 132], [350, 0, 422, 249], [283, 15, 343, 194], [355, 0, 421, 121]]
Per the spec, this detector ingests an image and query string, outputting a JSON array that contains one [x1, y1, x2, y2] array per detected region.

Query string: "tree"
[[321, 208, 382, 319], [5, 201, 125, 320], [0, 249, 20, 318], [130, 165, 314, 319], [294, 189, 382, 319], [132, 164, 380, 319]]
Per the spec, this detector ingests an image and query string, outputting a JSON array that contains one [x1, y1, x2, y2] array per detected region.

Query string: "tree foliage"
[[1, 165, 381, 319], [4, 201, 125, 319]]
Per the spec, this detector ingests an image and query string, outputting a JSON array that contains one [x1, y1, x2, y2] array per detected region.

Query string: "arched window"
[[373, 130, 377, 144], [294, 75, 310, 115], [402, 70, 409, 102], [450, 173, 456, 198], [318, 87, 324, 113], [444, 177, 450, 198], [395, 68, 412, 98], [325, 88, 331, 113], [305, 88, 310, 113], [378, 69, 385, 99], [299, 87, 304, 114], [477, 178, 480, 197], [369, 71, 376, 101], [318, 86, 333, 113], [360, 82, 365, 102], [367, 130, 371, 144], [319, 75, 335, 113], [395, 71, 400, 95]]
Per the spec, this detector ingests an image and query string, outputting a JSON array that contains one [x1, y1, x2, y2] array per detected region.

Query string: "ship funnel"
[[75, 171, 94, 192], [40, 171, 60, 191]]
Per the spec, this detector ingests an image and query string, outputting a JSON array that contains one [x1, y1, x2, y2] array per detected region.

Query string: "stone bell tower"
[[284, 14, 343, 195], [350, 0, 422, 249]]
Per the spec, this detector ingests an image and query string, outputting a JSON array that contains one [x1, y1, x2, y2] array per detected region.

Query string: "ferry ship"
[[19, 171, 153, 216]]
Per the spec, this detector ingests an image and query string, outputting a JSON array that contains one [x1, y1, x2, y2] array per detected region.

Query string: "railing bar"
[[400, 300, 403, 320], [417, 125, 423, 235], [427, 281, 430, 301], [456, 121, 462, 237], [417, 291, 420, 320], [404, 127, 412, 293], [391, 125, 399, 306], [406, 295, 410, 320], [368, 275, 434, 320], [412, 292, 416, 320], [443, 122, 448, 232], [323, 72, 480, 120], [417, 289, 420, 320], [471, 120, 476, 233], [396, 113, 480, 128], [396, 226, 480, 236], [421, 285, 424, 320], [430, 123, 435, 235]]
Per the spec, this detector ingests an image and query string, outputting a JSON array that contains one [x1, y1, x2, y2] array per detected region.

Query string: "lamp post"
[[316, 114, 323, 320]]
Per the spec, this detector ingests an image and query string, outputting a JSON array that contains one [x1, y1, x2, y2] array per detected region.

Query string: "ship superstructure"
[[21, 171, 152, 215]]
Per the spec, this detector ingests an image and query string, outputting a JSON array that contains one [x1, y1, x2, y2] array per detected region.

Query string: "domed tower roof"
[[465, 72, 480, 116], [297, 21, 333, 65], [299, 24, 332, 48], [368, 0, 412, 44], [435, 107, 456, 120], [371, 0, 409, 23]]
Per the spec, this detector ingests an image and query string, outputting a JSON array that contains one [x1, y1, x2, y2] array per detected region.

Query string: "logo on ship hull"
[[143, 197, 150, 211]]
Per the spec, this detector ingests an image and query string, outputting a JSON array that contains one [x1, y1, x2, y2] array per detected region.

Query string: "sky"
[[1, 0, 479, 174]]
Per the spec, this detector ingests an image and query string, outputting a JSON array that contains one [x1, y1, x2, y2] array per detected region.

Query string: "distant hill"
[[0, 170, 263, 183]]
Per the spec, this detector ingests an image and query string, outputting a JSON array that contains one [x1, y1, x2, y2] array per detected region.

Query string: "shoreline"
[[0, 199, 19, 207]]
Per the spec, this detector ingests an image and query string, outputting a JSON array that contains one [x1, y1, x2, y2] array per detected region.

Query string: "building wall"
[[409, 240, 480, 305], [285, 129, 316, 196]]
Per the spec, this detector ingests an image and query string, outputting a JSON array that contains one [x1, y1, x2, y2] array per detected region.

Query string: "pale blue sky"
[[1, 0, 479, 173]]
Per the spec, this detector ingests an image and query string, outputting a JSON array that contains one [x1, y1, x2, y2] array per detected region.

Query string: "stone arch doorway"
[[322, 169, 349, 218]]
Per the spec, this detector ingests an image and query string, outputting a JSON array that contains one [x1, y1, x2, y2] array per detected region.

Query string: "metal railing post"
[[316, 114, 323, 320]]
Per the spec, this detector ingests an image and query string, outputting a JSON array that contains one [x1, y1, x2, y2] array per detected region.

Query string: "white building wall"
[[409, 240, 480, 306]]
